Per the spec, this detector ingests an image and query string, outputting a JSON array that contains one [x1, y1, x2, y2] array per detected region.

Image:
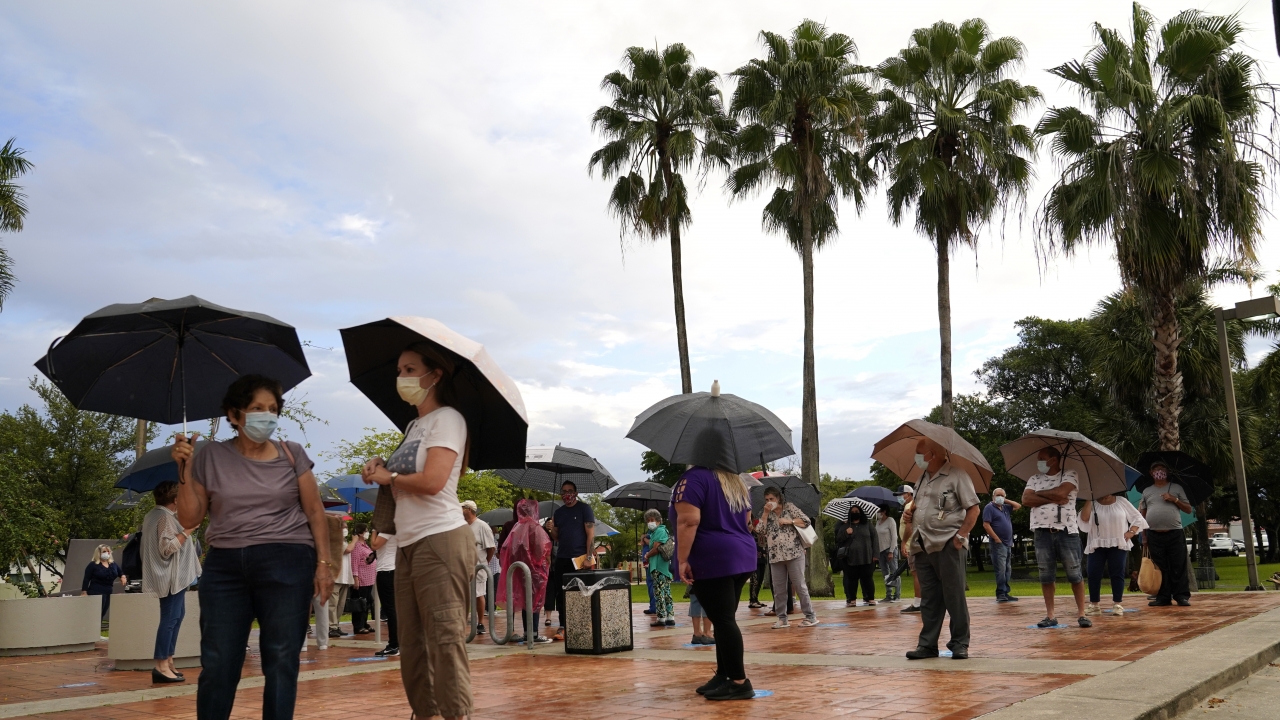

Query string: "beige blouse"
[[141, 506, 201, 598]]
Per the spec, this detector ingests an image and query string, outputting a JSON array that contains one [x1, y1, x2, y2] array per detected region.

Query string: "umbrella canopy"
[[821, 496, 881, 523], [593, 520, 620, 537], [479, 508, 513, 526], [324, 475, 375, 512], [749, 474, 820, 518], [871, 419, 994, 493], [116, 441, 211, 492], [999, 428, 1128, 499], [339, 317, 527, 470], [321, 486, 351, 509], [107, 489, 144, 511], [847, 485, 902, 511], [36, 296, 310, 427], [537, 500, 564, 518], [1132, 451, 1214, 506], [355, 487, 378, 507], [494, 445, 618, 494], [603, 482, 673, 512], [626, 381, 794, 473]]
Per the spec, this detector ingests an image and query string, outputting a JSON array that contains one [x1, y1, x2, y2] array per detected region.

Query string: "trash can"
[[562, 569, 632, 655]]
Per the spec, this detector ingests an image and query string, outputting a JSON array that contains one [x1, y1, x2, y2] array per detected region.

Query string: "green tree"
[[867, 18, 1040, 428], [456, 471, 520, 514], [727, 19, 877, 596], [640, 450, 683, 487], [589, 44, 732, 394], [0, 379, 137, 576], [1037, 3, 1275, 452], [0, 138, 33, 309], [322, 427, 404, 477]]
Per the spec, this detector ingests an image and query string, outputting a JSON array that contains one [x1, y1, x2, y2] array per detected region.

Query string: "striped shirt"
[[141, 506, 201, 598]]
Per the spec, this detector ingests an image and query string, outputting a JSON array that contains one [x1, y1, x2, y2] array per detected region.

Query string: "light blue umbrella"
[[325, 474, 375, 512]]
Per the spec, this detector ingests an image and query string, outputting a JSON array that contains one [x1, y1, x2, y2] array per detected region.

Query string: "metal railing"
[[467, 561, 534, 651]]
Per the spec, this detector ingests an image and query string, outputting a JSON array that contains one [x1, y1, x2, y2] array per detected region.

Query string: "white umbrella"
[[999, 428, 1128, 500], [822, 497, 881, 522]]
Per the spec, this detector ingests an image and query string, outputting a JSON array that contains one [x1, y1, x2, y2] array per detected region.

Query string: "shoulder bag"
[[1138, 543, 1162, 595]]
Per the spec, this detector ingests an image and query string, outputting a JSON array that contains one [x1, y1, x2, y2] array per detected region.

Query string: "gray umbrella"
[[494, 444, 618, 494], [479, 508, 513, 526], [107, 489, 144, 511], [626, 381, 794, 473], [749, 474, 820, 518], [603, 482, 672, 512]]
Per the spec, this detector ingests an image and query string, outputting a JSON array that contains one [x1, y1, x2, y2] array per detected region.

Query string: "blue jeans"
[[154, 589, 186, 660], [197, 543, 315, 720], [1033, 530, 1083, 584], [878, 549, 901, 599], [646, 572, 656, 613], [1086, 547, 1128, 603], [991, 542, 1012, 598]]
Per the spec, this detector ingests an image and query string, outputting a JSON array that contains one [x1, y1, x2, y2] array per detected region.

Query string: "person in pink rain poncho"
[[498, 499, 553, 644]]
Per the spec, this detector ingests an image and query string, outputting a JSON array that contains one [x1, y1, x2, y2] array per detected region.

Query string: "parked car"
[[1210, 533, 1239, 557]]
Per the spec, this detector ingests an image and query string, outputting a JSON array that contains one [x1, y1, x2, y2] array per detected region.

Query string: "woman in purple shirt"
[[671, 465, 757, 702]]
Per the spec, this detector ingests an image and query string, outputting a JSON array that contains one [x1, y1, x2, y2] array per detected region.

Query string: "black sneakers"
[[375, 645, 399, 657], [696, 674, 728, 695], [705, 678, 754, 701]]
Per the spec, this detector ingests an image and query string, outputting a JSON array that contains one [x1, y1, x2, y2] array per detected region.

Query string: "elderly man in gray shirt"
[[1138, 461, 1193, 606], [902, 437, 981, 660]]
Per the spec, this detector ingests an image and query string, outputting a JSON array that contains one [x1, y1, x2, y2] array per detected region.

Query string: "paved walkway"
[[2, 591, 1278, 719]]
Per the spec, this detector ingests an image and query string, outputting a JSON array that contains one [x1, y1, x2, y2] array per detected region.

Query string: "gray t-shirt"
[[192, 439, 315, 549], [1138, 483, 1189, 531]]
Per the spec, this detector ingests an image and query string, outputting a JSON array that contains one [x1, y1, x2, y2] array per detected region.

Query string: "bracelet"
[[317, 560, 335, 570]]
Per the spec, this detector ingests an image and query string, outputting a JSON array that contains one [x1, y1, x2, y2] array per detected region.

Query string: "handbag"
[[1138, 545, 1163, 595], [796, 522, 818, 549], [372, 484, 397, 535], [659, 537, 675, 562]]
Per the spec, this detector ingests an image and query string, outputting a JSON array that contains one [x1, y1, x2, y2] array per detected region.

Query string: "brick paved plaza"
[[4, 590, 1279, 719]]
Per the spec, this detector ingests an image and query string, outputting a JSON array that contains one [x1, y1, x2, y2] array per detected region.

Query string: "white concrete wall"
[[0, 594, 100, 655], [107, 591, 201, 669]]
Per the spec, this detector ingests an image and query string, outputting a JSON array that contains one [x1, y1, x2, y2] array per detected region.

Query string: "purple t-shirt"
[[670, 467, 757, 581], [192, 439, 315, 549]]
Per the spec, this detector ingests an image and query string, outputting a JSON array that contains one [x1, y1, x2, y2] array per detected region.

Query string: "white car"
[[1210, 534, 1239, 557]]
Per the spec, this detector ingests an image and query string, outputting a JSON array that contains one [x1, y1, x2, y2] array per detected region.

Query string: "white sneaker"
[[1111, 603, 1125, 615], [798, 618, 820, 627], [1084, 603, 1101, 616], [771, 618, 790, 629]]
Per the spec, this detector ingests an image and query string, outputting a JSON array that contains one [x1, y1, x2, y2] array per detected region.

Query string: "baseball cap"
[[460, 500, 478, 512], [896, 485, 914, 495]]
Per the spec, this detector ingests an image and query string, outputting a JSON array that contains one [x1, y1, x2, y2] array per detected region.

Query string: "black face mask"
[[850, 513, 862, 523]]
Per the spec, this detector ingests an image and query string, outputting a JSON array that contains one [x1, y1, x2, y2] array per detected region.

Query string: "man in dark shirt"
[[547, 480, 595, 634], [981, 487, 1022, 602]]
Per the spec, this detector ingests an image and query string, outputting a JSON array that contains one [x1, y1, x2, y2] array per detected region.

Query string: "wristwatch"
[[389, 472, 399, 487]]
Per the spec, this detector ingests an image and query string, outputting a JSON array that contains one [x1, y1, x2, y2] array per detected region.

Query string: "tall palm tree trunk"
[[937, 240, 954, 428], [799, 214, 833, 596], [1151, 291, 1183, 452], [662, 161, 693, 395]]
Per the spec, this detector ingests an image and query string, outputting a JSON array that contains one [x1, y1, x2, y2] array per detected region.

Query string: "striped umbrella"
[[822, 497, 881, 522]]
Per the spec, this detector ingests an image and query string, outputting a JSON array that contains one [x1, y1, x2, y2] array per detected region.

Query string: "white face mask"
[[1037, 460, 1051, 474], [647, 522, 658, 531], [913, 453, 929, 470], [100, 552, 111, 561], [396, 376, 436, 406], [362, 532, 370, 540], [994, 495, 1005, 505]]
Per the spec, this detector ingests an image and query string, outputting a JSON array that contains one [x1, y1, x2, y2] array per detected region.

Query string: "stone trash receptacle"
[[562, 569, 633, 656]]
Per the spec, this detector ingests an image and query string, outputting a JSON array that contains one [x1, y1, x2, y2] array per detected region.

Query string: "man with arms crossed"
[[1021, 447, 1091, 628]]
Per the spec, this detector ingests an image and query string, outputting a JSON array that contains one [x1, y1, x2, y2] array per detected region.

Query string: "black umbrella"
[[625, 381, 794, 473], [116, 441, 211, 492], [750, 474, 820, 518], [1133, 451, 1214, 506], [339, 317, 528, 470], [321, 486, 352, 509], [494, 445, 618, 494], [36, 296, 310, 431], [603, 482, 673, 512], [479, 508, 513, 526], [847, 485, 902, 511], [537, 500, 564, 518]]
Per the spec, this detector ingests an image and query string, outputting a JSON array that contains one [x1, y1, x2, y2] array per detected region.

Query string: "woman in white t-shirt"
[[369, 529, 398, 657], [362, 344, 472, 720]]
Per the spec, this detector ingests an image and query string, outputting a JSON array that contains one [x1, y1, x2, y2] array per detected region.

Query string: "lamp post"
[[1214, 295, 1280, 592]]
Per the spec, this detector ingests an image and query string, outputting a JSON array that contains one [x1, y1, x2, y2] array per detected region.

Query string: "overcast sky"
[[3, 0, 1280, 484]]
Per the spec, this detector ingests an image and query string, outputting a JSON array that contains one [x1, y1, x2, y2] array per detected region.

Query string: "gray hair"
[[993, 487, 1006, 496], [643, 509, 662, 523]]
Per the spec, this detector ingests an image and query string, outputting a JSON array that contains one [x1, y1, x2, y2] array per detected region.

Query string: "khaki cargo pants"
[[396, 524, 473, 718]]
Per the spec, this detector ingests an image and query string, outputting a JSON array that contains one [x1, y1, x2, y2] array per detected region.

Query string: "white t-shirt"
[[385, 406, 468, 545], [336, 540, 354, 585], [375, 533, 398, 573], [1027, 470, 1080, 533], [469, 520, 495, 568]]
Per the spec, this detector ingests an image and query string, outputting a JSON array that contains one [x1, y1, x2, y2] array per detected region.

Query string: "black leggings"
[[692, 572, 751, 681], [843, 564, 875, 602], [376, 570, 398, 647]]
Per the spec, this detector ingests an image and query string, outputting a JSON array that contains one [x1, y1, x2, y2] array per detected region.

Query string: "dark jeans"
[[197, 543, 315, 720], [89, 589, 111, 619], [375, 570, 398, 647], [692, 572, 751, 681], [991, 542, 1012, 598], [1087, 548, 1128, 603], [550, 557, 577, 626], [915, 543, 970, 653], [1147, 530, 1191, 602], [154, 590, 186, 660], [843, 564, 875, 602], [350, 585, 373, 631]]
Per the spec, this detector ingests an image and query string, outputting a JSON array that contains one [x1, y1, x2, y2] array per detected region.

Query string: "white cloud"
[[330, 213, 382, 241]]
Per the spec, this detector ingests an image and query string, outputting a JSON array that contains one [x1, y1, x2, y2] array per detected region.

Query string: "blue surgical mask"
[[994, 495, 1006, 505], [242, 412, 279, 442], [1037, 460, 1050, 474], [913, 453, 929, 470]]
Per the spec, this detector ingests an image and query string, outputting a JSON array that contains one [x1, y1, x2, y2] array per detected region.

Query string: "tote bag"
[[1138, 545, 1163, 595]]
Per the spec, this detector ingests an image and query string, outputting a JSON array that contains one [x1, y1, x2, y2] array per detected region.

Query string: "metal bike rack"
[[467, 561, 534, 651]]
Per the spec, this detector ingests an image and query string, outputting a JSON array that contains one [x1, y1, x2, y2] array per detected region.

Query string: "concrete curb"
[[981, 605, 1280, 720]]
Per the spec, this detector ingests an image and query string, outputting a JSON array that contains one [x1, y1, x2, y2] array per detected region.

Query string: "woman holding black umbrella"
[[360, 344, 474, 720], [835, 505, 879, 607], [172, 374, 335, 720]]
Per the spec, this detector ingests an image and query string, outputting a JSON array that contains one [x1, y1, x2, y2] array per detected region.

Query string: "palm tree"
[[1037, 3, 1275, 452], [0, 138, 34, 310], [727, 19, 875, 596], [866, 19, 1040, 428], [589, 44, 732, 394]]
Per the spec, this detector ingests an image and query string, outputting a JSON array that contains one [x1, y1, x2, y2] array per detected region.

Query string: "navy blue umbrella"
[[116, 441, 210, 492], [846, 485, 902, 511], [36, 296, 310, 432]]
